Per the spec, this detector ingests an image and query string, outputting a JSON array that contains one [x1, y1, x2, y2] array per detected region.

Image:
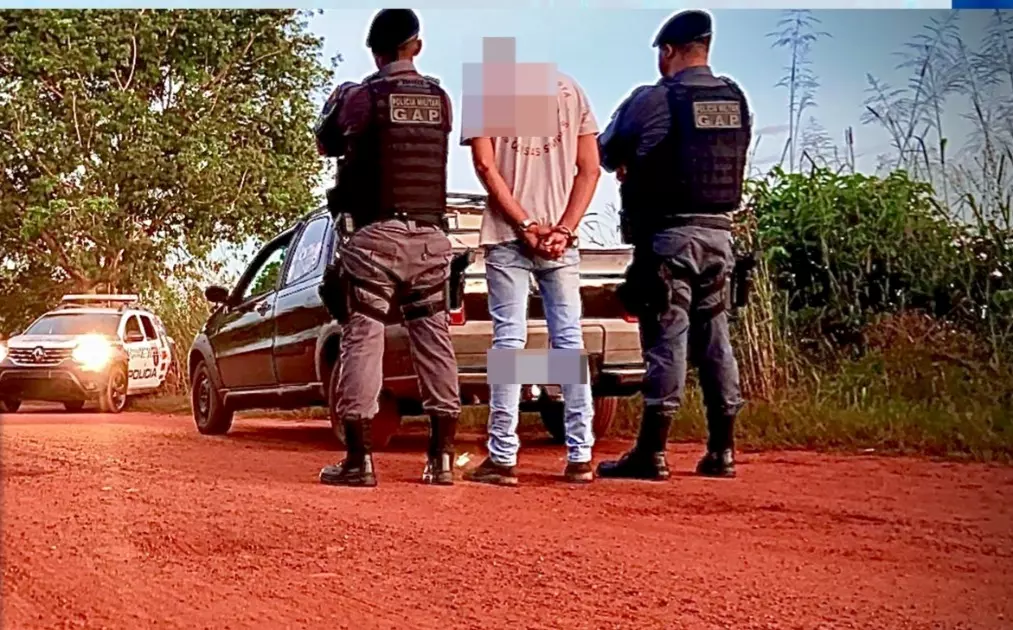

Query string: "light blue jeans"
[[484, 241, 594, 466]]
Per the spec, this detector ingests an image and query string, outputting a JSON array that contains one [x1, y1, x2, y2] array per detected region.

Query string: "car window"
[[124, 315, 143, 340], [25, 313, 120, 336], [139, 315, 158, 340], [242, 243, 288, 302], [285, 217, 329, 286]]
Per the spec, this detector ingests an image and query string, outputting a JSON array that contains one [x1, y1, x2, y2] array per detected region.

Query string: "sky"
[[305, 8, 996, 218]]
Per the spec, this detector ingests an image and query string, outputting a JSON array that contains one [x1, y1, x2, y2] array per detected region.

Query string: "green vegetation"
[[0, 9, 329, 330]]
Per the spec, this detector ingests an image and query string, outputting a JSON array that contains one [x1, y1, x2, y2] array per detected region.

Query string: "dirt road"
[[2, 408, 1011, 630]]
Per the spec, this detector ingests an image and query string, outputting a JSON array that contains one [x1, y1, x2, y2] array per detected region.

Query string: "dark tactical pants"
[[639, 225, 745, 452], [336, 219, 461, 422]]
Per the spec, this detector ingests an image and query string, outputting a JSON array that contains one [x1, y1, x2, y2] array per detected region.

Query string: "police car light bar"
[[60, 294, 140, 308]]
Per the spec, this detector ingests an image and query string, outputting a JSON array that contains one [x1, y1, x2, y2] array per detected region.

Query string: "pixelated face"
[[461, 37, 559, 139]]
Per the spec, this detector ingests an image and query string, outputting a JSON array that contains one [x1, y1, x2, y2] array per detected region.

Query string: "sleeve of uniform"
[[597, 91, 635, 172], [598, 85, 666, 173], [337, 83, 372, 140], [314, 83, 351, 157]]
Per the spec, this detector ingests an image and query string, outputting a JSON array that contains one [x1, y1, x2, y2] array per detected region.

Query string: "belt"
[[383, 213, 443, 229], [659, 215, 733, 232], [355, 212, 445, 232]]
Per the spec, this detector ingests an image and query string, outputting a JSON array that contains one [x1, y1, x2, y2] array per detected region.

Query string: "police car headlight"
[[0, 343, 7, 363], [72, 335, 112, 371]]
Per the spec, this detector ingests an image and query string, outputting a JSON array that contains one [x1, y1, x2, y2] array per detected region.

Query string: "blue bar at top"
[[952, 0, 1013, 7]]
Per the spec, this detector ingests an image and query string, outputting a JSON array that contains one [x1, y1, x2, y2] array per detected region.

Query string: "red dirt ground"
[[2, 407, 1012, 630]]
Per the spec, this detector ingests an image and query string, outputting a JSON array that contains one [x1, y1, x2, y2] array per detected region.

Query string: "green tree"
[[0, 9, 329, 333]]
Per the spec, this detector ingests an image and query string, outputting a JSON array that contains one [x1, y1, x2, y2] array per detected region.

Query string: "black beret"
[[653, 10, 713, 47], [366, 9, 421, 53]]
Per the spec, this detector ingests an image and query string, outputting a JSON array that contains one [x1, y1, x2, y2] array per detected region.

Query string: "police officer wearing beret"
[[596, 10, 752, 480], [314, 9, 461, 487]]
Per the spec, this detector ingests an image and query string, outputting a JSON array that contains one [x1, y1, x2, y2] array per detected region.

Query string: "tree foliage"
[[0, 9, 329, 332]]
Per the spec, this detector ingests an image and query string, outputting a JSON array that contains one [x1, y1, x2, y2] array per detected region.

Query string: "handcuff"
[[553, 225, 579, 248], [519, 219, 578, 248]]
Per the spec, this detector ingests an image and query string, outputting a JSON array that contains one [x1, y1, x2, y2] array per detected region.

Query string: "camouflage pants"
[[335, 219, 461, 421], [639, 225, 744, 422]]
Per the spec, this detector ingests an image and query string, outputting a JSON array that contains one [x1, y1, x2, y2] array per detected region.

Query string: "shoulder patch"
[[422, 74, 441, 86], [692, 101, 743, 129]]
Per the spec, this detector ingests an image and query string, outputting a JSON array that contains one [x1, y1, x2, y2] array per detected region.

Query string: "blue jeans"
[[484, 241, 594, 466]]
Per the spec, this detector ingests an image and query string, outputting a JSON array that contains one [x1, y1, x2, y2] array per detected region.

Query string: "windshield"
[[25, 313, 121, 336]]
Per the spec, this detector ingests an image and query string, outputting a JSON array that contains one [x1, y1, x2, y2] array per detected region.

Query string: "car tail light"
[[449, 307, 466, 326], [622, 313, 638, 323]]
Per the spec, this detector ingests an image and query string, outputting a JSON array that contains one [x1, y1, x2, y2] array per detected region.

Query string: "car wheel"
[[327, 361, 402, 450], [64, 400, 86, 412], [539, 396, 621, 444], [1, 398, 21, 413], [99, 364, 129, 414], [191, 361, 233, 435]]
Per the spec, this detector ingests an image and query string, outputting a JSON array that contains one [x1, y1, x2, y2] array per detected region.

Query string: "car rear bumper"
[[457, 361, 644, 397], [382, 318, 645, 405], [0, 363, 111, 402]]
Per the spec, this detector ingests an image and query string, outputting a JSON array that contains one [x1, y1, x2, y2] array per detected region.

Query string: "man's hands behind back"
[[520, 222, 572, 260]]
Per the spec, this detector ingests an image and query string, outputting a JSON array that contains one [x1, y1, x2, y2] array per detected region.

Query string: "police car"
[[0, 295, 175, 414]]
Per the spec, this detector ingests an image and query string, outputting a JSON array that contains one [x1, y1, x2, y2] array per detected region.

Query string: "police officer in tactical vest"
[[313, 9, 461, 487], [596, 10, 752, 480]]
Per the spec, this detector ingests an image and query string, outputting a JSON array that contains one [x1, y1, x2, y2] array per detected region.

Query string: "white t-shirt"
[[461, 72, 599, 246]]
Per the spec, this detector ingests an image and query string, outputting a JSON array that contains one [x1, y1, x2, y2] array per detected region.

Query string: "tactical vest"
[[620, 76, 750, 237], [335, 70, 451, 229]]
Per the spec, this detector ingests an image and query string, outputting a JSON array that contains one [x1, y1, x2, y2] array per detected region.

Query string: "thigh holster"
[[340, 247, 401, 324], [618, 250, 678, 318], [399, 281, 448, 322], [690, 269, 729, 324]]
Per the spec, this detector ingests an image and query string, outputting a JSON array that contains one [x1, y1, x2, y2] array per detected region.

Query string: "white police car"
[[0, 295, 175, 413]]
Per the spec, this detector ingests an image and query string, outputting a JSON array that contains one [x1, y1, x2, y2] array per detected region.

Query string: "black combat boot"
[[422, 414, 458, 486], [696, 413, 736, 478], [596, 406, 672, 481], [320, 417, 377, 487]]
